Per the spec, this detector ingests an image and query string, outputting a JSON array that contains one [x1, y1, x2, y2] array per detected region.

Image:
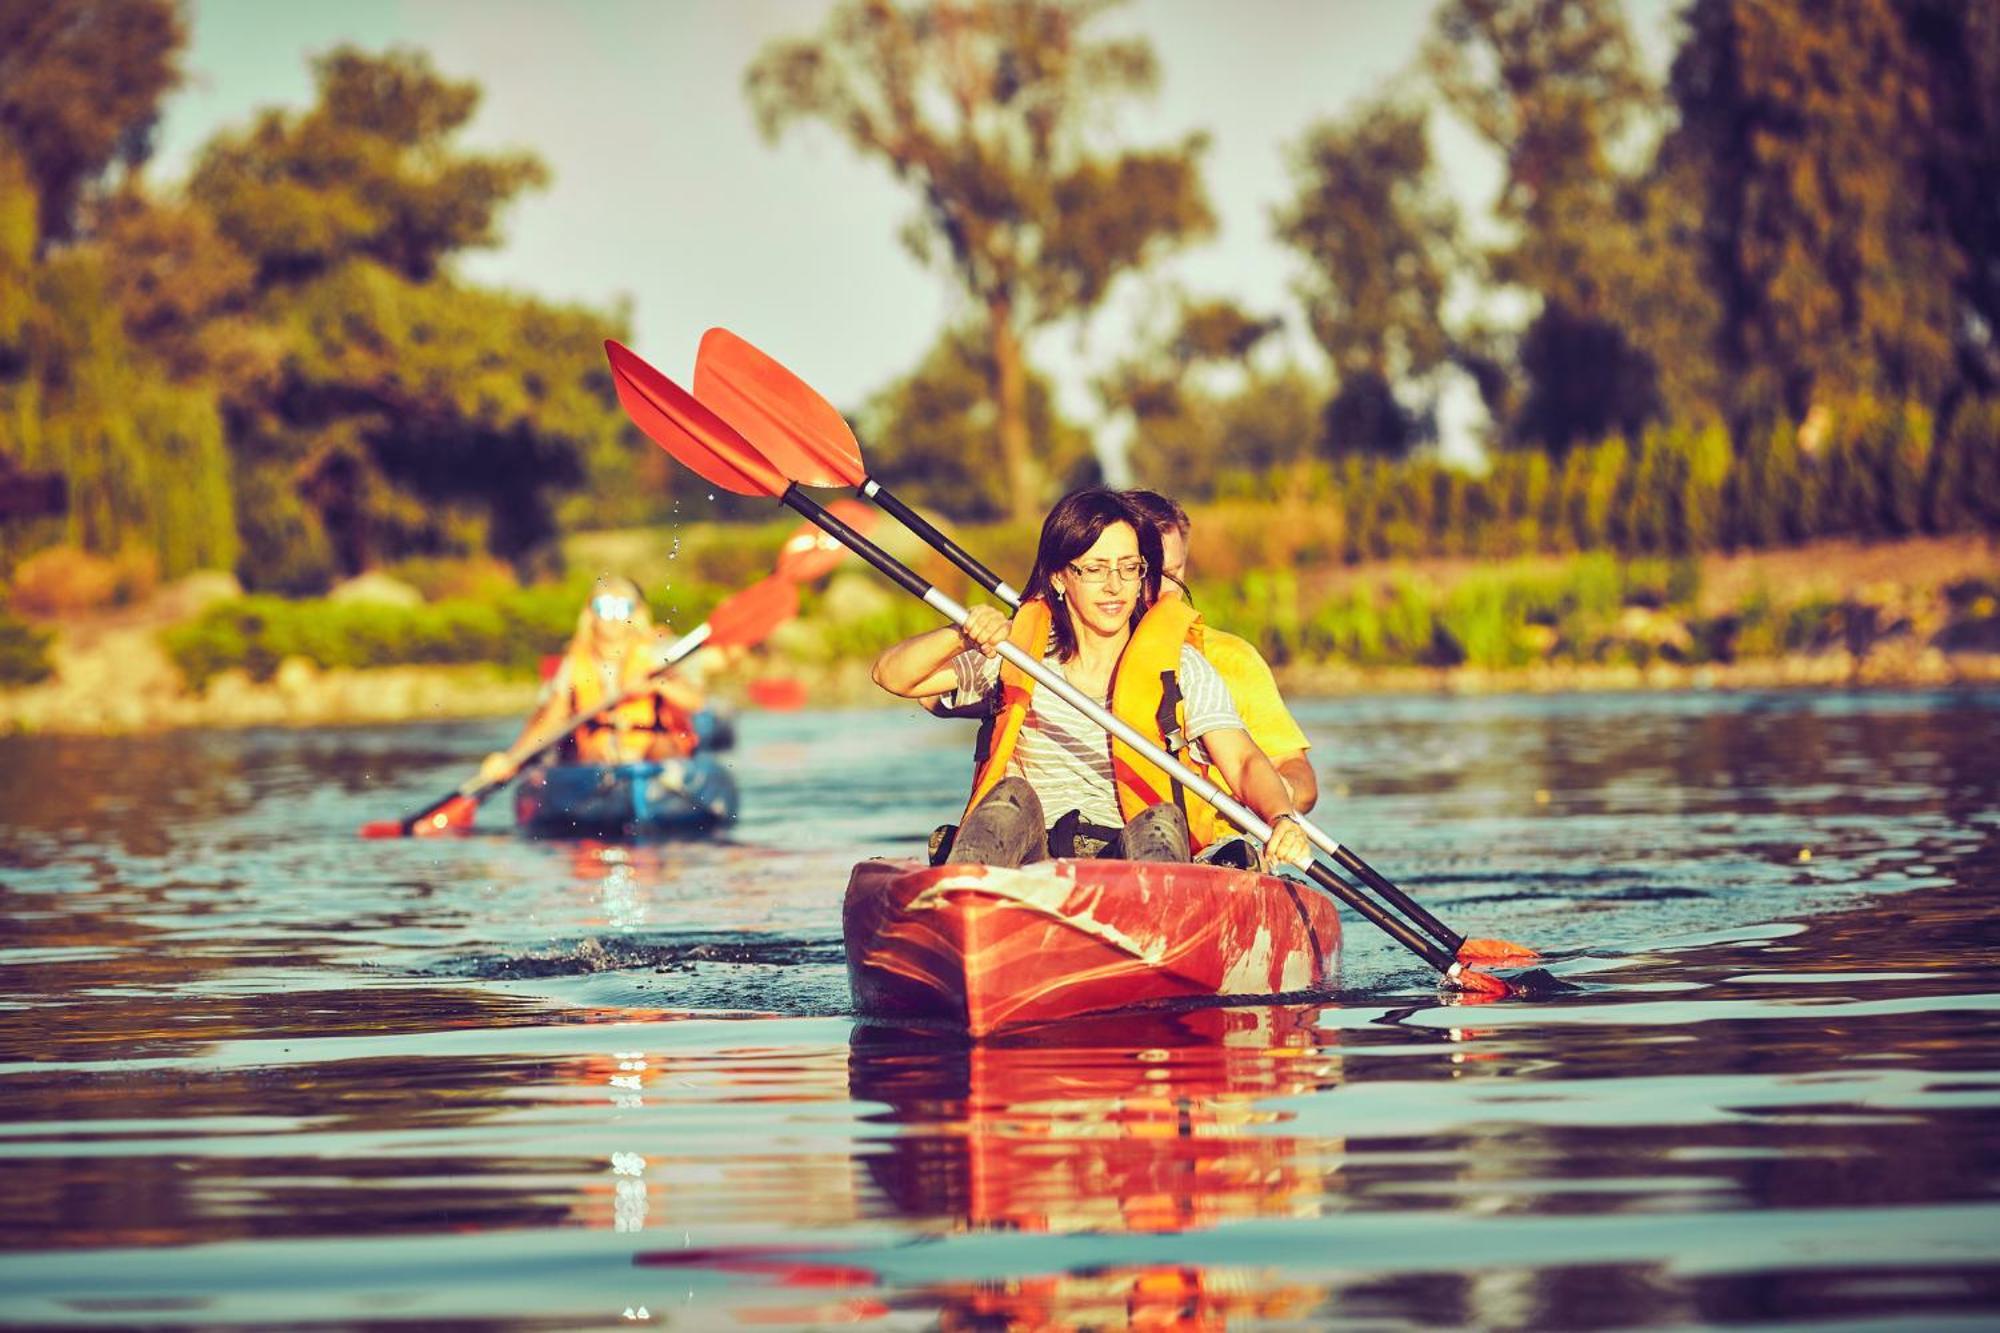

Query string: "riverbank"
[[3, 534, 1995, 734]]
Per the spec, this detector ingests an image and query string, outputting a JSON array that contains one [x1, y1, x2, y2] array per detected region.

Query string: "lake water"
[[2, 689, 1997, 1328]]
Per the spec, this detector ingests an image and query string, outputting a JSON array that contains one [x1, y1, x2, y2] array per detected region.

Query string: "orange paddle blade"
[[775, 498, 876, 582], [706, 575, 799, 649], [694, 327, 866, 488], [604, 340, 785, 497], [1449, 966, 1512, 998], [1456, 937, 1541, 966], [358, 820, 405, 839], [411, 796, 478, 836]]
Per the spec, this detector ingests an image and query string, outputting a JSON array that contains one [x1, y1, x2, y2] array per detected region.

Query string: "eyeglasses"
[[590, 593, 637, 622], [1066, 558, 1147, 586]]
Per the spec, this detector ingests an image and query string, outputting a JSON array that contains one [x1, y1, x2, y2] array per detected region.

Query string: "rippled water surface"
[[3, 690, 1997, 1329]]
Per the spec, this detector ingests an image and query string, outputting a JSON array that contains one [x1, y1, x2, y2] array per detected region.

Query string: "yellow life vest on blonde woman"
[[961, 597, 1228, 851], [562, 637, 696, 764]]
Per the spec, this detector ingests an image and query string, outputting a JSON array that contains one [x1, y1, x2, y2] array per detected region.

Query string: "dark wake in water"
[[440, 933, 847, 980]]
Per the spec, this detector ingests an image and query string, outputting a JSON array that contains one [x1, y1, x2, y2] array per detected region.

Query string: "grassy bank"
[[0, 531, 1994, 734]]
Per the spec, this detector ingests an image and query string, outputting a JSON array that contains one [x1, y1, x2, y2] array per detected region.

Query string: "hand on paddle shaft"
[[605, 338, 1541, 997], [689, 329, 1538, 976], [955, 601, 1303, 875], [358, 567, 813, 839]]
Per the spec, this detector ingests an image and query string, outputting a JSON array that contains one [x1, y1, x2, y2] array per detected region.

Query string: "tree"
[[1273, 98, 1459, 458], [0, 0, 185, 245], [747, 0, 1213, 520], [1098, 293, 1307, 496], [1095, 292, 1280, 423], [190, 47, 547, 286], [1426, 0, 1691, 451], [0, 4, 237, 578], [1427, 0, 1654, 310], [1668, 0, 1960, 429], [1897, 0, 1998, 400], [857, 323, 1096, 519], [181, 48, 627, 586]]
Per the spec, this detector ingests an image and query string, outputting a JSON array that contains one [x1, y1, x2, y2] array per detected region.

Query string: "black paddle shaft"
[[856, 480, 1021, 606], [776, 483, 1463, 978]]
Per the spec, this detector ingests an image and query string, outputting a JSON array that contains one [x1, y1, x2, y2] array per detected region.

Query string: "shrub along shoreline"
[[0, 532, 1994, 735]]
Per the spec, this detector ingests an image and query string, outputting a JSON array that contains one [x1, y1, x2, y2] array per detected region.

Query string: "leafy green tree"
[[1272, 98, 1459, 458], [1095, 292, 1303, 494], [1669, 0, 1960, 429], [182, 48, 630, 587], [1426, 0, 1695, 451], [1125, 364, 1322, 501], [0, 0, 184, 245], [857, 323, 1096, 519], [0, 6, 238, 577], [1897, 1, 1998, 401], [747, 0, 1213, 520], [1427, 0, 1653, 309], [191, 47, 546, 285]]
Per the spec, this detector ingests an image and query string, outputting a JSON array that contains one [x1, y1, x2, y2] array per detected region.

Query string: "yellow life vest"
[[563, 636, 694, 764], [962, 597, 1228, 851]]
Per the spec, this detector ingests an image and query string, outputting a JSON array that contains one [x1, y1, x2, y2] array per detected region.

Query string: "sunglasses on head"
[[590, 593, 637, 622]]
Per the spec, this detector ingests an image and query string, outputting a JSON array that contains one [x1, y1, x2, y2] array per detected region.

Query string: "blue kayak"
[[690, 707, 735, 752], [513, 753, 737, 840]]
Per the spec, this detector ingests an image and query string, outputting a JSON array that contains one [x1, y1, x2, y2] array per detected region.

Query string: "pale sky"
[[153, 0, 1682, 468]]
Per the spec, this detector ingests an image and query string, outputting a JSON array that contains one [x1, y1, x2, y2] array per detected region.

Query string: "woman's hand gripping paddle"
[[604, 337, 1528, 998], [691, 329, 1537, 972], [358, 574, 798, 838]]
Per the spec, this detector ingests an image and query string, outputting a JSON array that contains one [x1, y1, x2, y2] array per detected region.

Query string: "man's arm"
[[1272, 751, 1318, 812]]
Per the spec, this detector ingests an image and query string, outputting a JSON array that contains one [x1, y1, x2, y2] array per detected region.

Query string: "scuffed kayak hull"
[[514, 757, 736, 840], [844, 858, 1341, 1036]]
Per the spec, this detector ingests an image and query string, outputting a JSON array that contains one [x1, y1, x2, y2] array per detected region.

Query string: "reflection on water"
[[0, 692, 1996, 1327]]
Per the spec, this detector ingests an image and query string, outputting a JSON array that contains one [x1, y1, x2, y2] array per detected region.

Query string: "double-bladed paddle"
[[603, 337, 1520, 996], [695, 328, 1023, 605], [693, 328, 1535, 971], [358, 573, 799, 839]]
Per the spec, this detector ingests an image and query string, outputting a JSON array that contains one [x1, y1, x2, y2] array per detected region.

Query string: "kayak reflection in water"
[[870, 487, 1311, 872], [479, 575, 710, 784]]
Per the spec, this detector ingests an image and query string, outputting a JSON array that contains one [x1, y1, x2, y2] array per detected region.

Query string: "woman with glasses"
[[871, 488, 1310, 870], [478, 575, 709, 785]]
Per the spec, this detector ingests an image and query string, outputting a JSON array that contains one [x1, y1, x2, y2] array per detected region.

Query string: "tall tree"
[[1097, 293, 1301, 494], [1273, 98, 1460, 458], [1426, 0, 1685, 452], [0, 0, 184, 245], [1898, 0, 1999, 400], [0, 1, 238, 577], [747, 0, 1213, 520], [183, 48, 626, 587], [858, 323, 1096, 519], [1668, 0, 1960, 428], [190, 47, 547, 286]]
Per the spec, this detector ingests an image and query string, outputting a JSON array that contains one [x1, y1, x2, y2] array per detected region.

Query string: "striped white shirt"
[[947, 644, 1242, 826]]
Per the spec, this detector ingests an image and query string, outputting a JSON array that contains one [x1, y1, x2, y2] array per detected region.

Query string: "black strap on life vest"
[[1156, 667, 1191, 821], [953, 689, 1005, 778]]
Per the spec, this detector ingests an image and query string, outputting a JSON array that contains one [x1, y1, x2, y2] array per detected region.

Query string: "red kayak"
[[843, 858, 1342, 1036]]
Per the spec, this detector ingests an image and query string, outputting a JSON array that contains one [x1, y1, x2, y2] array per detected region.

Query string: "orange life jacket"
[[562, 637, 696, 764], [963, 597, 1228, 850]]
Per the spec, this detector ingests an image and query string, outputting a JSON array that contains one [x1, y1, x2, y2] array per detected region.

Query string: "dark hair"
[[1122, 489, 1190, 539], [1123, 488, 1194, 603], [1020, 488, 1163, 661]]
